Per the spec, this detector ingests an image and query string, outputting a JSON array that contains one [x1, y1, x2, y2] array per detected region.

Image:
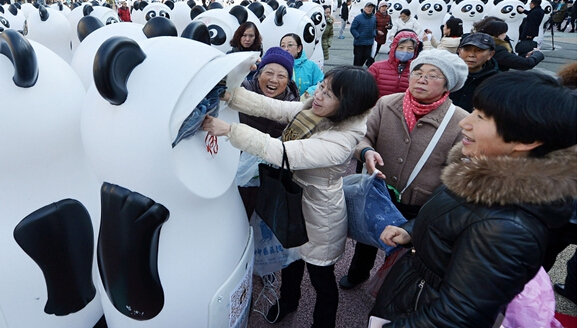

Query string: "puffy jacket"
[[449, 57, 500, 112], [389, 16, 422, 40], [370, 144, 577, 327], [492, 37, 544, 71], [350, 11, 377, 46], [367, 31, 420, 97], [293, 50, 324, 96], [375, 11, 391, 44], [422, 35, 461, 54]]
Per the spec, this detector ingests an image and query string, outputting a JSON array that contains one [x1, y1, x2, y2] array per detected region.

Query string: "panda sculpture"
[[487, 0, 526, 44], [69, 3, 120, 53], [130, 1, 172, 25], [26, 6, 73, 63], [451, 0, 488, 33], [81, 35, 257, 328], [293, 1, 325, 68], [535, 0, 552, 46], [260, 5, 316, 58], [0, 29, 104, 328], [50, 1, 72, 16], [416, 0, 451, 41], [0, 3, 26, 31]]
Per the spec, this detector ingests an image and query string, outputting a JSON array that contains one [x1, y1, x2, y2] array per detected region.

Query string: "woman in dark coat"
[[370, 70, 576, 327]]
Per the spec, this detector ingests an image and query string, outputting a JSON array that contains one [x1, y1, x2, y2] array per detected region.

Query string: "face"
[[498, 32, 507, 40], [400, 13, 409, 21], [121, 2, 127, 7], [459, 109, 522, 158], [379, 5, 387, 13], [325, 7, 331, 16], [408, 64, 448, 103], [258, 64, 289, 98], [364, 5, 375, 14], [396, 40, 415, 52], [280, 36, 302, 59], [240, 27, 256, 49], [458, 45, 494, 73], [442, 24, 450, 36], [312, 79, 340, 117]]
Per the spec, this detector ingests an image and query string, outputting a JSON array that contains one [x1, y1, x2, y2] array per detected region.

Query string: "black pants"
[[543, 221, 577, 272], [280, 259, 338, 328], [565, 251, 577, 299], [353, 44, 373, 67]]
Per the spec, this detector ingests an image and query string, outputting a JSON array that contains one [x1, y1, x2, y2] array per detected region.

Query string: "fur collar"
[[493, 37, 513, 53], [301, 97, 370, 134], [441, 144, 577, 206]]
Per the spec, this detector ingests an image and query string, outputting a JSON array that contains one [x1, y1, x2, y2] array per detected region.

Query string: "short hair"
[[230, 22, 262, 51], [324, 66, 379, 123], [445, 16, 464, 37], [473, 71, 577, 158], [557, 62, 577, 89], [400, 9, 411, 16], [531, 0, 541, 6], [280, 33, 303, 58], [322, 4, 331, 10], [478, 20, 509, 37]]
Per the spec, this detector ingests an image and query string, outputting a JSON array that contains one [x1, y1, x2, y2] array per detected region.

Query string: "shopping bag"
[[343, 172, 407, 254], [366, 247, 410, 298], [254, 143, 308, 248]]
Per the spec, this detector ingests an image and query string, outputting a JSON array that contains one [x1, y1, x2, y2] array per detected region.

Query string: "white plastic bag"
[[236, 152, 265, 187], [343, 172, 407, 255]]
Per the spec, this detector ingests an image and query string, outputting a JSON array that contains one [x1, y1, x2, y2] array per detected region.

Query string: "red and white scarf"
[[402, 89, 449, 132]]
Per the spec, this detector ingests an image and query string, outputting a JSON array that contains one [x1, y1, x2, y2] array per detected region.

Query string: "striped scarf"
[[282, 109, 323, 141]]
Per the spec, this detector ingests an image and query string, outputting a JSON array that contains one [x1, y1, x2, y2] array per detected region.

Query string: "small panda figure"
[[130, 0, 171, 25], [534, 0, 551, 46], [386, 0, 412, 20], [82, 35, 258, 328], [193, 5, 260, 53], [170, 0, 197, 34], [0, 3, 26, 31], [50, 1, 72, 16], [451, 0, 488, 33], [260, 5, 316, 58], [349, 0, 364, 23], [416, 0, 451, 41], [293, 1, 326, 69], [487, 0, 526, 44], [0, 29, 104, 328], [26, 6, 73, 63], [68, 3, 120, 53]]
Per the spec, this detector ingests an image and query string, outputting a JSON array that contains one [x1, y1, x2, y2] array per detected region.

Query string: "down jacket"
[[226, 87, 368, 266], [493, 37, 544, 71], [367, 31, 420, 97], [370, 143, 577, 327]]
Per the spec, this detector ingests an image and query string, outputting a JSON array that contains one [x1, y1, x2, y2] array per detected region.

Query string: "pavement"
[[247, 22, 577, 328]]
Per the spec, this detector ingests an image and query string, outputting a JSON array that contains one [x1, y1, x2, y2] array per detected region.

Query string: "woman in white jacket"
[[422, 16, 464, 53], [389, 9, 423, 40], [203, 66, 379, 328]]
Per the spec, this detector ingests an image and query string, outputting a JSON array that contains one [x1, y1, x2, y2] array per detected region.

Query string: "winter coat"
[[422, 35, 461, 54], [340, 4, 349, 22], [552, 2, 568, 23], [375, 11, 392, 44], [492, 37, 544, 71], [389, 16, 422, 40], [449, 57, 500, 112], [354, 93, 467, 206], [226, 87, 368, 266], [118, 7, 131, 22], [367, 31, 420, 97], [351, 11, 377, 46], [293, 50, 324, 96], [322, 15, 335, 60], [519, 5, 545, 39], [370, 143, 577, 327]]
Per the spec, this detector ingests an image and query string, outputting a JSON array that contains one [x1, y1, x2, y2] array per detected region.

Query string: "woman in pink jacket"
[[368, 30, 420, 97]]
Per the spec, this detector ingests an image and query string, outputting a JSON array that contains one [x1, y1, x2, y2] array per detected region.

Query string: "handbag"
[[254, 143, 309, 248], [515, 39, 537, 56]]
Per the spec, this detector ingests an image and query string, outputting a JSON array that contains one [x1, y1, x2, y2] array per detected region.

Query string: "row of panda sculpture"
[[0, 0, 551, 327]]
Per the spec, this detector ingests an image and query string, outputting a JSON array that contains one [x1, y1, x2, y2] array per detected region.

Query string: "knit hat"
[[409, 49, 468, 92], [259, 46, 295, 79], [365, 1, 375, 7], [378, 1, 387, 9]]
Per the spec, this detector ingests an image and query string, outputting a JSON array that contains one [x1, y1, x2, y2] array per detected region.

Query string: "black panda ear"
[[274, 5, 286, 26], [493, 0, 501, 5], [83, 4, 94, 16], [94, 36, 146, 105], [139, 1, 148, 10], [229, 5, 248, 24], [208, 2, 223, 9], [248, 2, 265, 21], [292, 0, 303, 8], [38, 5, 49, 21], [267, 0, 279, 10], [444, 0, 450, 5], [165, 0, 174, 10], [8, 3, 18, 15], [0, 29, 38, 88], [0, 6, 4, 14], [57, 1, 63, 10], [142, 16, 178, 37], [186, 0, 196, 7], [190, 4, 206, 19], [181, 20, 211, 44], [454, 0, 463, 5], [78, 15, 104, 41]]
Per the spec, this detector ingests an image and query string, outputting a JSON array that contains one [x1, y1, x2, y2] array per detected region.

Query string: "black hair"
[[322, 4, 331, 10], [324, 66, 379, 123], [531, 0, 541, 6], [473, 71, 577, 158], [445, 16, 463, 37], [478, 20, 508, 36], [230, 21, 262, 51], [280, 33, 303, 58], [472, 16, 505, 33], [400, 8, 411, 16]]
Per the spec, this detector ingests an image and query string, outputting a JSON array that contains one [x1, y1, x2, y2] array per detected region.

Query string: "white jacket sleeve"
[[227, 87, 303, 124]]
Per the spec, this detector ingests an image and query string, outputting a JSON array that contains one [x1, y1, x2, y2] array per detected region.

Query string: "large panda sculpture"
[[293, 1, 325, 69], [535, 0, 552, 46], [0, 29, 104, 328], [68, 3, 120, 53], [451, 0, 488, 33], [487, 0, 526, 44], [416, 0, 451, 41], [81, 35, 257, 328], [25, 6, 73, 63], [260, 5, 316, 58]]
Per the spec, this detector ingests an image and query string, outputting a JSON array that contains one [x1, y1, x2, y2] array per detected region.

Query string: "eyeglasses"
[[316, 82, 337, 101], [409, 72, 445, 82]]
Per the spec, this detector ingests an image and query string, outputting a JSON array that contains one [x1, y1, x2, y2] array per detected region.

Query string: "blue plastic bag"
[[343, 172, 407, 255]]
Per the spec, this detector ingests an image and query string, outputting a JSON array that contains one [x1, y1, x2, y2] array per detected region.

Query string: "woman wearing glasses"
[[280, 33, 324, 100], [203, 66, 379, 328], [339, 49, 469, 290]]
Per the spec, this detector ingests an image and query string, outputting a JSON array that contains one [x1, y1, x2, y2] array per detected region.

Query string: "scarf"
[[282, 109, 323, 141], [402, 89, 449, 132]]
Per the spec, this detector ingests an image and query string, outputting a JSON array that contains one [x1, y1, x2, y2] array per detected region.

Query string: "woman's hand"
[[364, 150, 386, 179], [378, 30, 385, 35], [220, 91, 231, 102], [202, 116, 231, 137], [380, 226, 411, 247], [422, 32, 429, 41]]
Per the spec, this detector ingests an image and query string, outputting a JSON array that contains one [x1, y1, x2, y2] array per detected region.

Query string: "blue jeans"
[[339, 18, 347, 37]]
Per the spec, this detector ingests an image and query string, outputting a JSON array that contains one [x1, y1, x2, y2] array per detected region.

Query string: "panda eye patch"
[[145, 11, 157, 20], [421, 4, 430, 11], [462, 4, 472, 12], [434, 4, 442, 11], [501, 5, 513, 13], [160, 10, 170, 18]]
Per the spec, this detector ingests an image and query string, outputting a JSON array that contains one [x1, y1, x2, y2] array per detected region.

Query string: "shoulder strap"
[[398, 104, 456, 201]]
